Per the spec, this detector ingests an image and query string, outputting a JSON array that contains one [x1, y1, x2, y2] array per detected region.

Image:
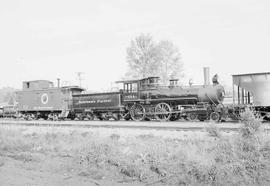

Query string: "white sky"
[[0, 0, 269, 91]]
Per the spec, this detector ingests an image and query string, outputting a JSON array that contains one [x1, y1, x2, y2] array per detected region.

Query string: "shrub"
[[205, 123, 221, 138], [239, 107, 262, 138]]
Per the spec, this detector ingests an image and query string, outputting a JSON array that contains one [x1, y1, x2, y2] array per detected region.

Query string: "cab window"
[[124, 83, 138, 93]]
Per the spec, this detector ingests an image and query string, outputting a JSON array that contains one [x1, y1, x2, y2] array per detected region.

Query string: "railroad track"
[[0, 119, 270, 131]]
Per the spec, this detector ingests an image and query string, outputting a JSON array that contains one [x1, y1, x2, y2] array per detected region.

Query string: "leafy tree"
[[0, 87, 16, 103], [126, 34, 160, 78], [125, 33, 183, 84], [157, 40, 183, 84]]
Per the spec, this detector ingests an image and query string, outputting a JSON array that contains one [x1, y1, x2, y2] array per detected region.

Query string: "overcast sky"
[[0, 0, 269, 91]]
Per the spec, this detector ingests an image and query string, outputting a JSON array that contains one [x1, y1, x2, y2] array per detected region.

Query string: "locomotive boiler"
[[139, 82, 225, 105]]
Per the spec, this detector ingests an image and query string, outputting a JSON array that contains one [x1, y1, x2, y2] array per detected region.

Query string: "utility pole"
[[76, 72, 84, 87]]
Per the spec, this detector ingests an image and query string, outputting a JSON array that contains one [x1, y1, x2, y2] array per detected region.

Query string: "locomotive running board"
[[124, 97, 198, 103]]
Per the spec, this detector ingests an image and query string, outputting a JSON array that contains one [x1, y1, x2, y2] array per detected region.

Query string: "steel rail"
[[0, 120, 270, 131]]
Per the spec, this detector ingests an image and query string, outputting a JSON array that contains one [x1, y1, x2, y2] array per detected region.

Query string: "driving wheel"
[[155, 102, 172, 121]]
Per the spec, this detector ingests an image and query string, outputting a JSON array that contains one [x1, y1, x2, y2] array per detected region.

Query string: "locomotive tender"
[[72, 92, 124, 120], [14, 68, 225, 121]]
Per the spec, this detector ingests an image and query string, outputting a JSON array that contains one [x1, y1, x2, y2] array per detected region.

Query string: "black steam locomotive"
[[14, 70, 225, 121], [113, 75, 225, 121]]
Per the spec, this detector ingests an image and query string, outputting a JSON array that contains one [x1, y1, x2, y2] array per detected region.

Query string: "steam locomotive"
[[13, 68, 225, 121]]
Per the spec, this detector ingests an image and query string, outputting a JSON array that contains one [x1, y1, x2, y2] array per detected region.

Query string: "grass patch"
[[0, 111, 270, 185], [205, 123, 221, 138]]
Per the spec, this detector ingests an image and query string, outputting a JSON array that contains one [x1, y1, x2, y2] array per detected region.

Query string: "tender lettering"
[[76, 99, 112, 105]]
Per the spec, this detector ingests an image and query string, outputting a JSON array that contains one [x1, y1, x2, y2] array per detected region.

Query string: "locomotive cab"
[[117, 77, 161, 102], [117, 79, 139, 101]]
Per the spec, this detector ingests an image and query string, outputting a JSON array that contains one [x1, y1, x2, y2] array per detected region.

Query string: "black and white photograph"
[[0, 0, 270, 185]]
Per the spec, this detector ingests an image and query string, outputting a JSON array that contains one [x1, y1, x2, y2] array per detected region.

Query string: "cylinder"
[[203, 67, 210, 85]]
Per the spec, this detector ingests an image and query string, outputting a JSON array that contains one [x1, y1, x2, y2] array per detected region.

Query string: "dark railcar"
[[72, 92, 124, 120]]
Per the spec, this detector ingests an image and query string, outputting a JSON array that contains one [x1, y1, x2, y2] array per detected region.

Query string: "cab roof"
[[116, 77, 160, 84]]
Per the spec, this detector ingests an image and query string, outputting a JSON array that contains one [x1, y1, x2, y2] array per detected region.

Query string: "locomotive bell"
[[212, 74, 219, 85]]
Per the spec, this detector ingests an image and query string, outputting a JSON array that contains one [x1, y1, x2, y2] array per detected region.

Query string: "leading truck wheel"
[[210, 112, 220, 122], [187, 113, 198, 121], [130, 104, 146, 121], [155, 102, 172, 121]]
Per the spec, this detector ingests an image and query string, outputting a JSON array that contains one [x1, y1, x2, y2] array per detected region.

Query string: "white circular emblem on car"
[[41, 93, 49, 104]]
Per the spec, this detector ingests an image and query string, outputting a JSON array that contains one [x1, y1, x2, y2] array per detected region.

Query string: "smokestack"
[[57, 78, 60, 88], [203, 67, 210, 85]]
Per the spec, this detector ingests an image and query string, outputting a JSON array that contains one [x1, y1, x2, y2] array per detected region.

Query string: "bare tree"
[[125, 33, 183, 84]]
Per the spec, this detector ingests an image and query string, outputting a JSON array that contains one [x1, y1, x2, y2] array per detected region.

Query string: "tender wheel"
[[130, 104, 146, 121], [187, 112, 197, 121], [113, 113, 120, 121], [210, 112, 220, 122], [86, 114, 94, 120], [102, 114, 109, 120], [155, 102, 172, 121]]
